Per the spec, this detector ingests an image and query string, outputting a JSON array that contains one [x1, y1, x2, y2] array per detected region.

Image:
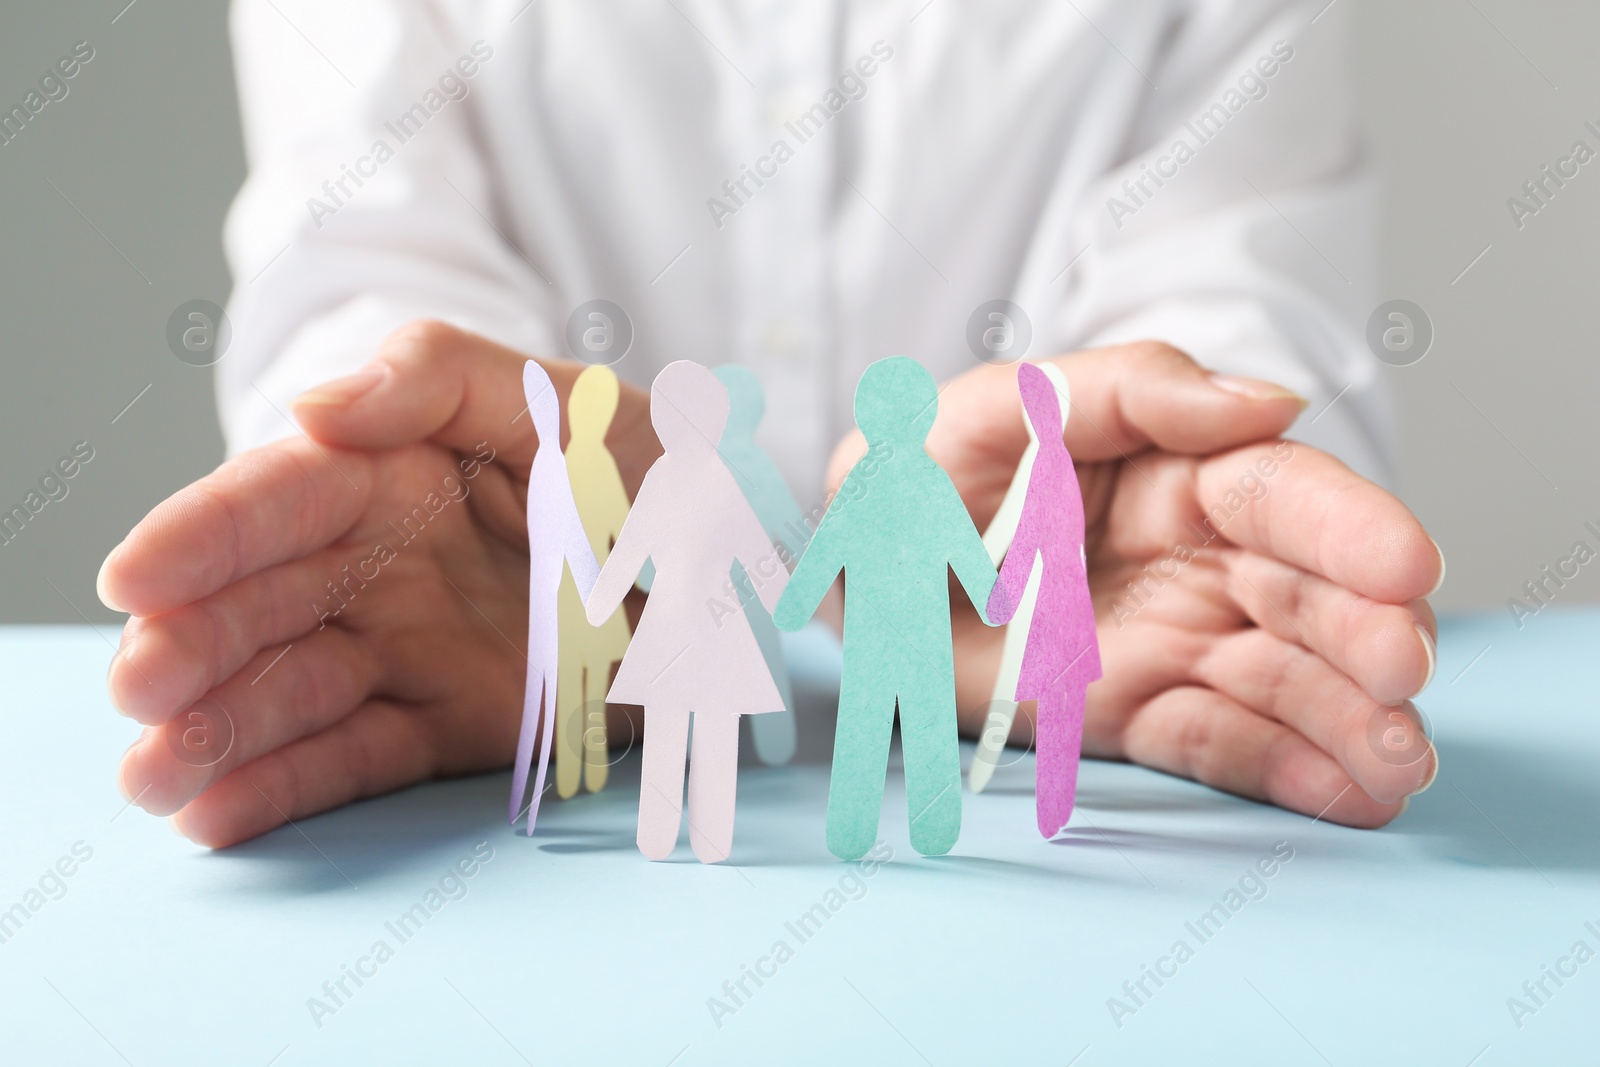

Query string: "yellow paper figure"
[[556, 365, 634, 798]]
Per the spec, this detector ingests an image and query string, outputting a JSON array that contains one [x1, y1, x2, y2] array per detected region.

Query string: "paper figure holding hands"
[[774, 356, 999, 860], [510, 361, 601, 833], [713, 364, 805, 766], [555, 365, 634, 798], [585, 361, 789, 863], [969, 362, 1072, 794], [986, 361, 1102, 837]]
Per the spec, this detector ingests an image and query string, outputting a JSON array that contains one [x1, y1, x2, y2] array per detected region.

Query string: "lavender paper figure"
[[509, 361, 601, 834], [986, 361, 1102, 837]]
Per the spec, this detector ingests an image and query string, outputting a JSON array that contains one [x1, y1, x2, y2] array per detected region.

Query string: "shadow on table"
[[1394, 736, 1600, 874], [207, 757, 656, 892]]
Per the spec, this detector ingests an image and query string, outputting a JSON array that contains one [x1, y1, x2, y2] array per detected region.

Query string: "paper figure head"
[[855, 356, 937, 448], [713, 364, 764, 442], [1017, 362, 1071, 444], [569, 364, 620, 443], [523, 360, 562, 444], [650, 360, 728, 455]]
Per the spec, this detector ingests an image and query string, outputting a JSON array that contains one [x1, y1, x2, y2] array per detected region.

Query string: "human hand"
[[100, 322, 656, 846], [823, 342, 1441, 828]]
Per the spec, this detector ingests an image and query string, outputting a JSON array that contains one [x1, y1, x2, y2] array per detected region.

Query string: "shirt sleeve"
[[219, 0, 553, 454], [1053, 1, 1392, 485]]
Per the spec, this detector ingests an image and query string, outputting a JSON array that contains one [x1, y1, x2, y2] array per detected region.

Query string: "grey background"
[[0, 0, 1593, 624]]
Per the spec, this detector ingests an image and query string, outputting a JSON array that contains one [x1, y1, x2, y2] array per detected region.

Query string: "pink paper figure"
[[986, 361, 1102, 838], [509, 361, 601, 834], [585, 361, 789, 864]]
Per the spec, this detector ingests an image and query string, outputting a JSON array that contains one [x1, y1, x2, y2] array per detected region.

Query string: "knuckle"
[[1126, 339, 1195, 375], [377, 318, 465, 369]]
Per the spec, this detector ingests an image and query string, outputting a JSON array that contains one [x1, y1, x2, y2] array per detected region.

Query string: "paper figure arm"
[[585, 473, 655, 626], [773, 500, 846, 632], [555, 474, 601, 604], [601, 472, 631, 551], [984, 362, 1070, 565], [981, 407, 1042, 566], [987, 477, 1043, 626], [941, 479, 1001, 627], [730, 494, 790, 617]]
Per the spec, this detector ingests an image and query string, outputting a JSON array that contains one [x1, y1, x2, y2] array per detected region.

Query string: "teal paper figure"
[[714, 364, 804, 767], [774, 356, 999, 859]]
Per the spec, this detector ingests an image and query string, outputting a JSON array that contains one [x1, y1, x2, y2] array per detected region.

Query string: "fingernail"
[[294, 367, 385, 407], [1208, 373, 1309, 407], [1426, 537, 1446, 597], [96, 545, 125, 613], [1413, 624, 1437, 698], [1412, 748, 1439, 795]]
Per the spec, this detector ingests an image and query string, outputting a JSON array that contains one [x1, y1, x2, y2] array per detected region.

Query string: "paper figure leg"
[[582, 664, 612, 794], [1036, 685, 1087, 837], [686, 713, 741, 863], [555, 645, 584, 799], [899, 672, 963, 857], [525, 661, 561, 833], [825, 659, 896, 860], [509, 669, 551, 828], [637, 705, 691, 860], [744, 599, 796, 766], [967, 700, 1019, 794]]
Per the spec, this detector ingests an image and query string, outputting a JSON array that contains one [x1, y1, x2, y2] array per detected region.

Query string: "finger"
[[98, 437, 373, 617], [119, 627, 380, 816], [290, 320, 656, 485], [1116, 684, 1404, 828], [937, 341, 1310, 464], [1194, 441, 1443, 603], [109, 546, 372, 725], [1194, 628, 1437, 803], [1222, 549, 1436, 707], [171, 700, 438, 849]]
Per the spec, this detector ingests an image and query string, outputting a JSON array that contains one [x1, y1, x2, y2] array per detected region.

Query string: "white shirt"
[[221, 0, 1389, 500]]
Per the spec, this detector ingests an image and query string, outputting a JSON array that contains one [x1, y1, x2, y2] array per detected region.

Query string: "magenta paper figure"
[[585, 361, 789, 864], [509, 361, 601, 834], [986, 361, 1102, 838]]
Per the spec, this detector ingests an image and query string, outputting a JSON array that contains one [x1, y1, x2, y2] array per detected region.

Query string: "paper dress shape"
[[713, 364, 804, 766], [774, 356, 998, 860], [585, 361, 789, 863], [969, 362, 1071, 794], [986, 361, 1103, 837], [510, 362, 601, 833], [555, 365, 634, 798]]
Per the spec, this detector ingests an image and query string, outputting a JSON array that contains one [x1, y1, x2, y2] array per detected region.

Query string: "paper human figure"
[[713, 364, 806, 766], [969, 362, 1072, 794], [774, 356, 999, 860], [554, 365, 634, 798], [510, 361, 601, 833], [986, 361, 1102, 837], [585, 361, 789, 864]]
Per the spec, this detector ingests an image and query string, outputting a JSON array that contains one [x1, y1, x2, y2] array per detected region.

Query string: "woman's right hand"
[[100, 321, 657, 848]]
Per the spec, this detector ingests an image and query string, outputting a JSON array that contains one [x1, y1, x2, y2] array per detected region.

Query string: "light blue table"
[[1, 610, 1594, 1065]]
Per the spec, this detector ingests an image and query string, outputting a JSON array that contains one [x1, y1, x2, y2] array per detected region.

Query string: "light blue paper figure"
[[713, 364, 805, 766]]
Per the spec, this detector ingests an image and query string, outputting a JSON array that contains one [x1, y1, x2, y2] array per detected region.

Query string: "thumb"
[[291, 321, 545, 462], [941, 341, 1311, 464], [290, 321, 653, 476]]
